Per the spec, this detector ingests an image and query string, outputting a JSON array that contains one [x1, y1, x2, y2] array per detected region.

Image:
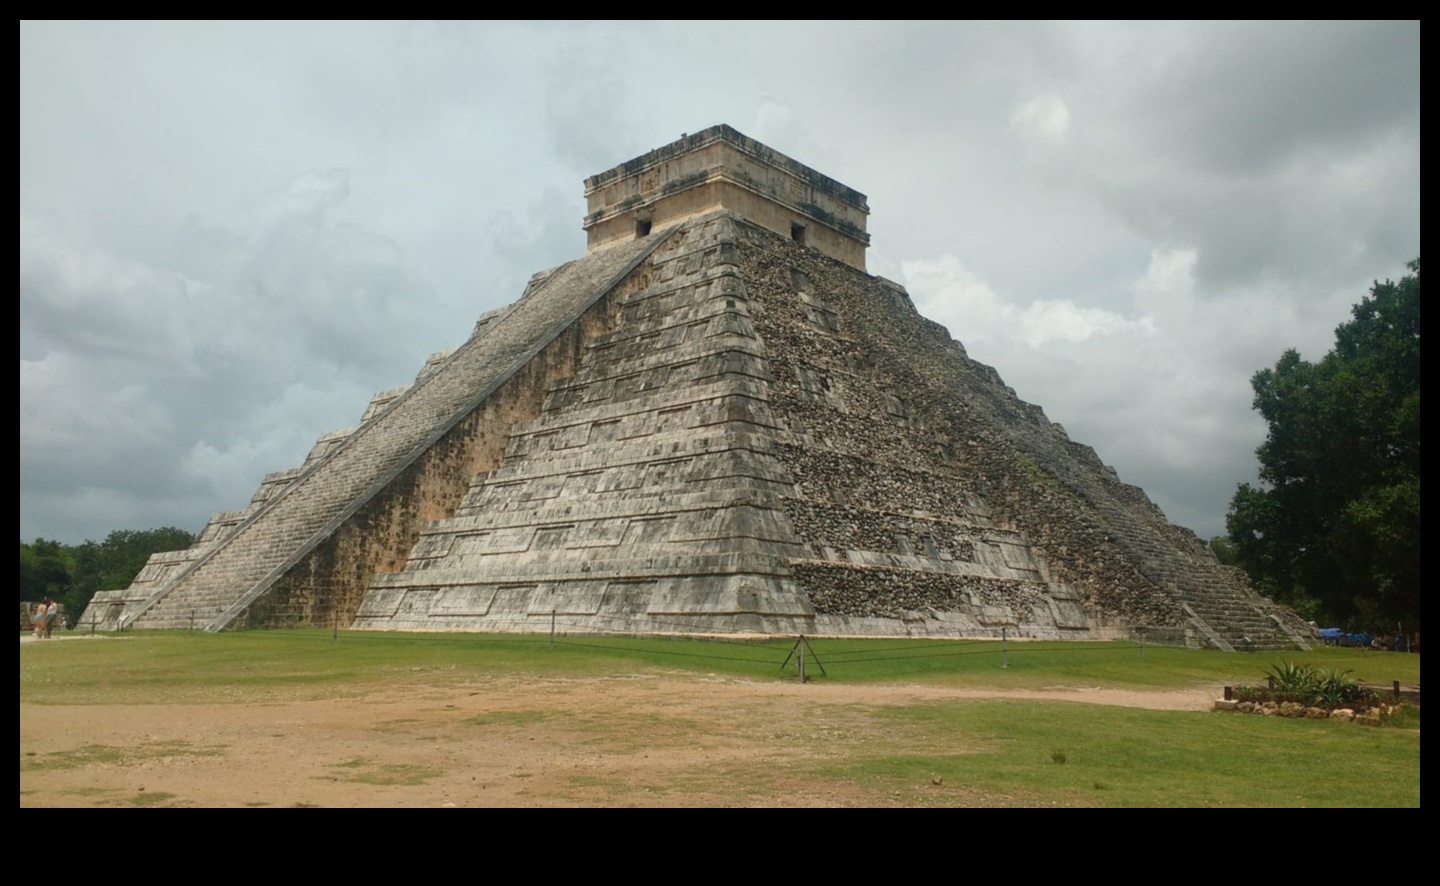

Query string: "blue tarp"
[[1320, 628, 1375, 645]]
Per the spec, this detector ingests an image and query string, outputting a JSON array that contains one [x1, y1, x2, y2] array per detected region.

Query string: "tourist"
[[43, 597, 58, 639]]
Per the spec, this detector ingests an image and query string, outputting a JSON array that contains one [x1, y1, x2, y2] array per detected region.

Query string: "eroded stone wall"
[[356, 214, 817, 634], [238, 309, 627, 629], [356, 213, 1145, 639], [116, 234, 665, 631], [734, 219, 1301, 647]]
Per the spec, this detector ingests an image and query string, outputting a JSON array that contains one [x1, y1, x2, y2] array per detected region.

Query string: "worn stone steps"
[[124, 234, 667, 631]]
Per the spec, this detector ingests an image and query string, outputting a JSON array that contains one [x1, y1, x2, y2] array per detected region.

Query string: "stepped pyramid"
[[82, 125, 1310, 650]]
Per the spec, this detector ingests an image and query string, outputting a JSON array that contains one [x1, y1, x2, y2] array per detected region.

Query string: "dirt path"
[[19, 666, 1219, 808]]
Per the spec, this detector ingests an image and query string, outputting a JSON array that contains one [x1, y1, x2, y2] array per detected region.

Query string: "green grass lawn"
[[20, 631, 1419, 807], [19, 629, 1419, 704], [814, 697, 1420, 807]]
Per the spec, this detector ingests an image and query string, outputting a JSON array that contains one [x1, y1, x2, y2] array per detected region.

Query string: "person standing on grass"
[[43, 597, 58, 639], [32, 602, 45, 638]]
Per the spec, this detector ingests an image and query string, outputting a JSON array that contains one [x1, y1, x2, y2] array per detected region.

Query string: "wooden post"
[[1001, 627, 1009, 669]]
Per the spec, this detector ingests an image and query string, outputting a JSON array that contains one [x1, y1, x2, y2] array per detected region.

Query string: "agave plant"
[[1311, 668, 1373, 707], [1263, 660, 1318, 694]]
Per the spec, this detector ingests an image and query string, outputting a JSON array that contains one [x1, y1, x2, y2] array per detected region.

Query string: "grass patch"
[[57, 787, 123, 799], [372, 718, 423, 732], [20, 629, 1420, 705], [463, 710, 549, 727], [347, 764, 443, 786], [815, 699, 1420, 807], [565, 710, 711, 753], [797, 639, 1420, 690], [23, 740, 224, 771], [323, 758, 442, 786], [567, 774, 623, 790], [128, 791, 180, 807], [1379, 704, 1421, 729]]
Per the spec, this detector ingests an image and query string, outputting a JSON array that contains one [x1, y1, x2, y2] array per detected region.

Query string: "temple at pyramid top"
[[583, 124, 871, 270]]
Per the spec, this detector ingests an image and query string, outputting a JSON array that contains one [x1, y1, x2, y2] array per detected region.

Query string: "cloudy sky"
[[20, 21, 1420, 544]]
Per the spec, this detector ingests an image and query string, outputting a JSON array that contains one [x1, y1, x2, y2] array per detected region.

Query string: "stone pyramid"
[[83, 125, 1309, 650]]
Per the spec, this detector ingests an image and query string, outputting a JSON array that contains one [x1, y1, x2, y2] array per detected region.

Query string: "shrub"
[[1264, 660, 1318, 694], [1247, 660, 1379, 710]]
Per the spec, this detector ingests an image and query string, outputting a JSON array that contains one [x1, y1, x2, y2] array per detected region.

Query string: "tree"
[[1227, 259, 1419, 631], [66, 527, 194, 623], [19, 538, 72, 603], [1206, 535, 1240, 567], [20, 527, 194, 626]]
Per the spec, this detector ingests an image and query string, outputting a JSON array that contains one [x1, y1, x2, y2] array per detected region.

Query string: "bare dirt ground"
[[19, 634, 1219, 807]]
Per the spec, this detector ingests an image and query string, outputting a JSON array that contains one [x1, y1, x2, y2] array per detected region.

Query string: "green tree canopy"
[[20, 527, 194, 626], [19, 538, 72, 603], [70, 528, 195, 597], [1206, 535, 1240, 567], [1227, 259, 1419, 631]]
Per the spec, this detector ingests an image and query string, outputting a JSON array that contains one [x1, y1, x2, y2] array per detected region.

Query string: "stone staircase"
[[1090, 495, 1306, 651], [81, 384, 433, 630], [964, 368, 1308, 651], [120, 233, 667, 631], [357, 213, 815, 634]]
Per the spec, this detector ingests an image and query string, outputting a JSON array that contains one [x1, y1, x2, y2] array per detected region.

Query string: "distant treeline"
[[19, 528, 194, 625]]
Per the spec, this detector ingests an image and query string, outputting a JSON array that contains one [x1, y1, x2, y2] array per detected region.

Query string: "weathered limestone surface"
[[731, 221, 1302, 648], [88, 125, 1306, 649], [359, 214, 817, 634], [354, 211, 1300, 647]]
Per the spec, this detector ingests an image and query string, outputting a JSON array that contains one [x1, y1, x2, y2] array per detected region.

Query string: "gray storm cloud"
[[20, 21, 1419, 544]]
